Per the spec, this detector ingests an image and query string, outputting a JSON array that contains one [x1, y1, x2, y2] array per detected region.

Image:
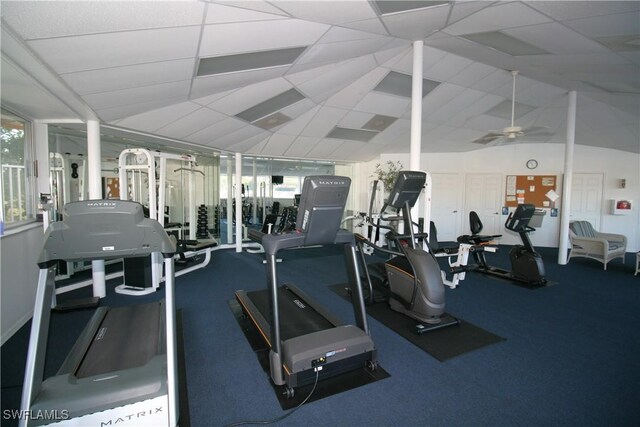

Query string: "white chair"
[[568, 221, 627, 270]]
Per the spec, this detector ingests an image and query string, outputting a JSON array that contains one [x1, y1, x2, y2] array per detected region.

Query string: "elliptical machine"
[[459, 204, 546, 286], [356, 171, 459, 334]]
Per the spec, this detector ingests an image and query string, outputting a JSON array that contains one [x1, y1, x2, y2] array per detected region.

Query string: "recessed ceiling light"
[[197, 46, 307, 77], [235, 88, 305, 123], [461, 31, 549, 56], [326, 126, 379, 142], [373, 1, 449, 16], [374, 71, 440, 98], [362, 114, 398, 132]]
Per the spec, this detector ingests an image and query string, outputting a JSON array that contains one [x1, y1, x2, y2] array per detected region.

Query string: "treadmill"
[[236, 176, 377, 397], [20, 200, 179, 427]]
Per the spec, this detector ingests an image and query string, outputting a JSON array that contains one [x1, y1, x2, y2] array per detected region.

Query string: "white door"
[[431, 173, 462, 241], [464, 173, 502, 235], [570, 173, 603, 229]]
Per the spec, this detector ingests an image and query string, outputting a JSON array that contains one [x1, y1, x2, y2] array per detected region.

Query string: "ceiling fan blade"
[[471, 133, 503, 145]]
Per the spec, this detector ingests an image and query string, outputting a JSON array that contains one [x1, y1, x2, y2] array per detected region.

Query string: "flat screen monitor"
[[272, 175, 284, 185]]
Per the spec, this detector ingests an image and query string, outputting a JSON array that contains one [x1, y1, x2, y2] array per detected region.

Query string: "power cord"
[[225, 368, 321, 427]]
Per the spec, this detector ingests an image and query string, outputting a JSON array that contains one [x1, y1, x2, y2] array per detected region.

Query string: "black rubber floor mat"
[[329, 284, 505, 362], [228, 299, 390, 410]]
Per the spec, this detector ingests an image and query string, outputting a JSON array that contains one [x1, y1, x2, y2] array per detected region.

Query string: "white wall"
[[0, 226, 43, 344], [358, 143, 639, 252]]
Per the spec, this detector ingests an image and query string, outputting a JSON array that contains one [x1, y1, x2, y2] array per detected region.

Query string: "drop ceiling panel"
[[297, 37, 393, 66], [83, 80, 191, 110], [284, 136, 320, 158], [27, 27, 201, 74], [245, 136, 270, 155], [191, 89, 237, 107], [504, 23, 610, 55], [528, 1, 640, 22], [341, 18, 389, 36], [277, 105, 321, 136], [199, 20, 329, 57], [300, 106, 349, 137], [470, 70, 512, 93], [373, 42, 411, 65], [367, 119, 410, 145], [427, 88, 486, 123], [214, 1, 288, 16], [448, 61, 496, 88], [448, 1, 492, 25], [424, 54, 473, 82], [215, 126, 265, 148], [97, 96, 187, 123], [305, 138, 344, 159], [261, 133, 297, 156], [381, 4, 450, 40], [155, 107, 227, 139], [61, 59, 195, 96], [286, 62, 343, 86], [390, 46, 448, 74], [115, 101, 202, 133], [204, 3, 286, 24], [339, 111, 375, 128], [190, 66, 288, 99], [272, 1, 377, 25], [318, 26, 388, 44], [228, 131, 271, 152], [444, 2, 553, 36], [422, 83, 467, 117], [523, 53, 632, 74], [185, 116, 246, 145], [354, 92, 411, 116], [297, 55, 378, 100], [443, 93, 504, 127], [1, 1, 205, 40], [562, 11, 640, 38], [207, 77, 292, 115], [0, 57, 78, 120], [324, 67, 390, 109], [280, 99, 317, 120]]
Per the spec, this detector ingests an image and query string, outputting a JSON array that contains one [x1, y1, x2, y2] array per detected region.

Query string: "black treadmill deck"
[[242, 285, 335, 342]]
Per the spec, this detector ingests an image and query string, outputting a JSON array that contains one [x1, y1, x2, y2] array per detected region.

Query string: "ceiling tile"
[[207, 77, 292, 115], [448, 61, 496, 88], [216, 126, 265, 148], [191, 89, 237, 107], [1, 1, 205, 39], [444, 2, 553, 36], [300, 106, 349, 137], [271, 1, 378, 25], [185, 116, 246, 144], [277, 105, 321, 136], [297, 37, 393, 66], [61, 59, 195, 96], [83, 80, 192, 110], [381, 4, 450, 40], [155, 107, 228, 139], [115, 101, 202, 133], [504, 23, 610, 55], [199, 19, 329, 57], [528, 1, 640, 22], [190, 67, 288, 99], [227, 131, 271, 152], [324, 67, 389, 109], [297, 55, 378, 101], [27, 27, 201, 74], [339, 111, 375, 128], [204, 2, 286, 24], [354, 92, 411, 116], [341, 18, 389, 36], [97, 96, 187, 123], [424, 53, 473, 82], [562, 11, 640, 38], [284, 136, 320, 158], [318, 26, 388, 44], [213, 1, 289, 16], [305, 138, 345, 159], [261, 133, 297, 156]]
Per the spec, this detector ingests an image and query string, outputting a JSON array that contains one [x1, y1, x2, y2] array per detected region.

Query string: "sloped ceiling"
[[1, 1, 639, 161]]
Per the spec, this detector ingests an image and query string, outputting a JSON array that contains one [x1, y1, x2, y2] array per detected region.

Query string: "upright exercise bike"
[[459, 203, 547, 286]]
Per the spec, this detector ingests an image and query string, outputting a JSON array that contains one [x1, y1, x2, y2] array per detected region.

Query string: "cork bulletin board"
[[505, 175, 557, 208]]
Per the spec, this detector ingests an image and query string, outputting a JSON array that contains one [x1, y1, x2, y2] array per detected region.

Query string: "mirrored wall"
[[47, 125, 355, 245]]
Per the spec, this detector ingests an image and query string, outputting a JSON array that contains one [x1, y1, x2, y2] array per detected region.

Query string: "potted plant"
[[373, 160, 403, 193]]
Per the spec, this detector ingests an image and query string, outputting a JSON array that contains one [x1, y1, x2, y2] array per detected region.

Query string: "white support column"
[[252, 159, 258, 225], [235, 153, 243, 253], [558, 91, 577, 264], [86, 120, 105, 298], [410, 40, 424, 229], [226, 157, 233, 245]]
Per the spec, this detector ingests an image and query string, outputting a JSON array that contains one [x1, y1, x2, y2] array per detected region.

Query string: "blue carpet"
[[2, 246, 640, 426]]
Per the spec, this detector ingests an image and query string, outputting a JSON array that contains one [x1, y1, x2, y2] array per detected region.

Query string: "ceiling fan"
[[472, 70, 552, 145]]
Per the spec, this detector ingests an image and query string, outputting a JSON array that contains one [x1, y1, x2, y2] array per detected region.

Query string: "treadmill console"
[[296, 176, 351, 246], [505, 203, 536, 232]]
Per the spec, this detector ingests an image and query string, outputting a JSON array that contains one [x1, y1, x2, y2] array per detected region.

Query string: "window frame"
[[1, 108, 36, 232]]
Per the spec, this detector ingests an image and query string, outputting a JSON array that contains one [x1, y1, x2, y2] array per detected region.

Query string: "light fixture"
[[461, 31, 549, 56], [374, 71, 440, 98], [197, 46, 307, 77]]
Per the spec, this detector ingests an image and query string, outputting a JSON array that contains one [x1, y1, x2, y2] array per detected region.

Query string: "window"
[[1, 109, 34, 228]]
